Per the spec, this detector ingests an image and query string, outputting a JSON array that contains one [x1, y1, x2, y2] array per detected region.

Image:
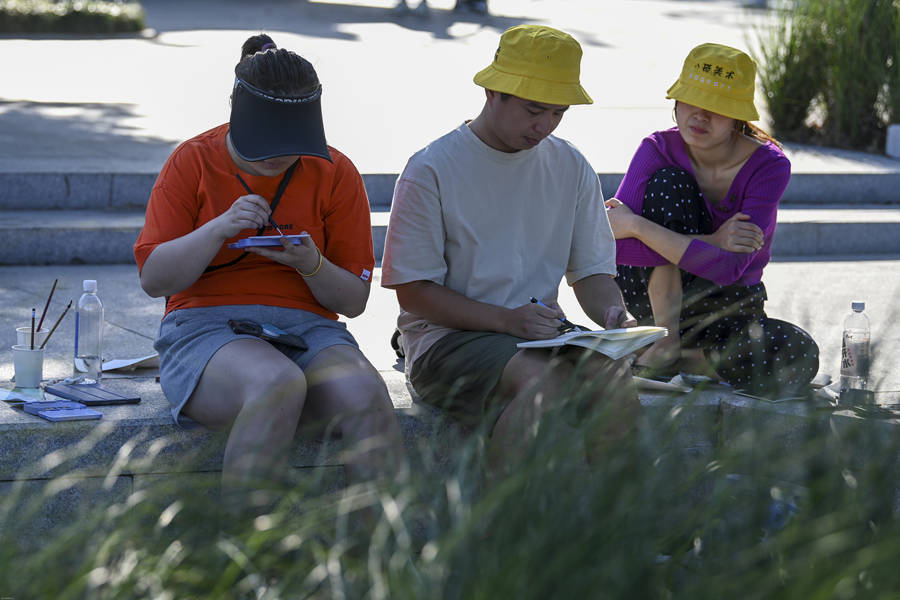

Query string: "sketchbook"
[[101, 353, 160, 373], [74, 354, 159, 374], [634, 376, 693, 394], [516, 326, 668, 360], [228, 234, 309, 249]]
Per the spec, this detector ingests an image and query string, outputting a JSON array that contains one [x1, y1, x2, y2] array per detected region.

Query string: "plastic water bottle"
[[840, 301, 870, 399], [73, 279, 104, 385]]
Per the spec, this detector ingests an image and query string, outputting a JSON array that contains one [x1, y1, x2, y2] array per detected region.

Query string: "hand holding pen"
[[529, 297, 586, 333], [218, 193, 278, 239], [235, 173, 285, 235], [501, 299, 564, 339]]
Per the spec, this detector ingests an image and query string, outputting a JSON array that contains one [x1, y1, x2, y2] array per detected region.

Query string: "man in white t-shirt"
[[382, 25, 636, 473]]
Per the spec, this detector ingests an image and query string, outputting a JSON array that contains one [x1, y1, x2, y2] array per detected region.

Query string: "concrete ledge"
[[1, 380, 727, 487], [5, 376, 895, 487], [0, 371, 462, 482], [4, 375, 900, 551]]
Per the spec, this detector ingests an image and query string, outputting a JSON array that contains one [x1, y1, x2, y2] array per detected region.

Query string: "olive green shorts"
[[409, 330, 527, 429]]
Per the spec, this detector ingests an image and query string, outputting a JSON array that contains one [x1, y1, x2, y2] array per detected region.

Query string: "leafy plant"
[[0, 0, 145, 34], [756, 0, 900, 152]]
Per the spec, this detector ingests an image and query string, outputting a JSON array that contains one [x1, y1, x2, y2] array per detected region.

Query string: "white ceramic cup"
[[16, 327, 49, 349], [12, 345, 44, 388]]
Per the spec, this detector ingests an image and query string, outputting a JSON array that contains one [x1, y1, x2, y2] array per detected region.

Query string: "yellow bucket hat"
[[666, 43, 759, 121], [473, 25, 593, 106]]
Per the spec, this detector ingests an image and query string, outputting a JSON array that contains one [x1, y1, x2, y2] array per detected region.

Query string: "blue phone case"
[[228, 234, 309, 249]]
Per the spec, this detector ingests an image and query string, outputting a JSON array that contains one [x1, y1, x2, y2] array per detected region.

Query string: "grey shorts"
[[155, 304, 358, 424], [409, 330, 527, 429]]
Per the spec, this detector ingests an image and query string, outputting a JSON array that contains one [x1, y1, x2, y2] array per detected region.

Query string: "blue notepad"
[[23, 400, 102, 422]]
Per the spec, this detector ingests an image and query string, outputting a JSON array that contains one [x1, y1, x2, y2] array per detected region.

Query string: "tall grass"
[[756, 0, 900, 152], [2, 383, 900, 599]]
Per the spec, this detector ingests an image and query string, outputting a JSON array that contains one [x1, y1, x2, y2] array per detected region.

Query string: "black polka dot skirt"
[[617, 167, 819, 394]]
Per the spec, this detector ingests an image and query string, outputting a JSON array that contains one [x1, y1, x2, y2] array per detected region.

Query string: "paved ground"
[[3, 260, 900, 402], [2, 0, 899, 177]]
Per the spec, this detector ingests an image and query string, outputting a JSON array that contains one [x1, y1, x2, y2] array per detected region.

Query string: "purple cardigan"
[[614, 128, 790, 286]]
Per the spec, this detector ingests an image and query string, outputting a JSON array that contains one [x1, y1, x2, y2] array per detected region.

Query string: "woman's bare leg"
[[299, 344, 404, 484], [182, 338, 306, 486], [637, 263, 683, 369], [678, 348, 723, 380]]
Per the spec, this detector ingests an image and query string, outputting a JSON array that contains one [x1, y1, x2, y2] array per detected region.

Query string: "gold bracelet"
[[297, 250, 323, 277]]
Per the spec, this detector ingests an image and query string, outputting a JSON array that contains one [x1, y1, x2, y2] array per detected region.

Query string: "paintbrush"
[[36, 278, 58, 332], [39, 300, 72, 350]]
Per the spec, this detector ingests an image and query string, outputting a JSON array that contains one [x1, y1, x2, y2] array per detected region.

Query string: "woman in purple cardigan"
[[605, 43, 818, 394]]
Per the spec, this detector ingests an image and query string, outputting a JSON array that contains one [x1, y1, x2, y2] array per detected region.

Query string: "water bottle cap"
[[851, 301, 865, 312], [83, 279, 97, 293]]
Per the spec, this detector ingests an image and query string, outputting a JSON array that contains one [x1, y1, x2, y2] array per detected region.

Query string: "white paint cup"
[[12, 345, 44, 388], [16, 327, 49, 349]]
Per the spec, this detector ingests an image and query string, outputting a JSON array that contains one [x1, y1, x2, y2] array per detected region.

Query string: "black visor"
[[229, 78, 331, 162]]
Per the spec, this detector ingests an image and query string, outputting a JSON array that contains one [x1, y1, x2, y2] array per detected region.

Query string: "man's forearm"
[[573, 274, 628, 327], [393, 280, 510, 333]]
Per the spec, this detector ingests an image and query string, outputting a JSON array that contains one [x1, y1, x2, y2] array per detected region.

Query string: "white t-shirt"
[[381, 123, 617, 373]]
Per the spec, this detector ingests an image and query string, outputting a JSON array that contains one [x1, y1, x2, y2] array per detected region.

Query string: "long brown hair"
[[735, 120, 782, 148]]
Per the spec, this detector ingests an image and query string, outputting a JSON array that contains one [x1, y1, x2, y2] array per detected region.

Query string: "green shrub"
[[0, 0, 145, 34], [756, 0, 900, 152]]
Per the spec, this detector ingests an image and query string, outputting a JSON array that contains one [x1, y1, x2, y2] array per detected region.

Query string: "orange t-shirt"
[[134, 124, 374, 319]]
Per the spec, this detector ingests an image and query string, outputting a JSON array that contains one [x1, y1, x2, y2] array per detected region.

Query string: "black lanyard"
[[203, 160, 299, 274]]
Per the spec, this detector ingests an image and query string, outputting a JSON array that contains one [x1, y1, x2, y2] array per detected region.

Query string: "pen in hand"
[[234, 172, 285, 236], [267, 216, 285, 237], [529, 297, 585, 332]]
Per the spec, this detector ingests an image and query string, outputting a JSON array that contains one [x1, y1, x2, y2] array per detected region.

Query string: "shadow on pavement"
[[140, 0, 535, 41], [0, 100, 176, 165]]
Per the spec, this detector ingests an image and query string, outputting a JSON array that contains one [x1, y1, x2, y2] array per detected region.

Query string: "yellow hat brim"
[[474, 64, 593, 106], [666, 80, 759, 122]]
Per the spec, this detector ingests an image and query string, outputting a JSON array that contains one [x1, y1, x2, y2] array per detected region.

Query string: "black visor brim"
[[229, 82, 331, 162]]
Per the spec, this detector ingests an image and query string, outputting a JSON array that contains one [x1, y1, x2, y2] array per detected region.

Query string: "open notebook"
[[517, 326, 667, 360]]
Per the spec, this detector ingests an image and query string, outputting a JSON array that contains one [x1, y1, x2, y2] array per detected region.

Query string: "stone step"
[[0, 209, 389, 265], [770, 206, 900, 256], [1, 207, 899, 265], [0, 173, 398, 212], [2, 172, 899, 211], [0, 173, 392, 212]]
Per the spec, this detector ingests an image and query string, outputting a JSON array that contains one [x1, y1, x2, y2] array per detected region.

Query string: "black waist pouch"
[[228, 319, 308, 352]]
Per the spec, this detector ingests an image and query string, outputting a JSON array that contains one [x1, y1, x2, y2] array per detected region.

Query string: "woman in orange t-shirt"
[[134, 34, 402, 488]]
